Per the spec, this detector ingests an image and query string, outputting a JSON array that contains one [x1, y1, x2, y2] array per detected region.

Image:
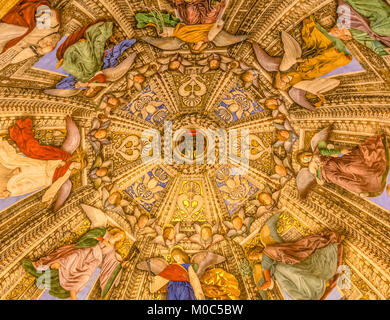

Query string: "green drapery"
[[22, 227, 107, 299], [62, 22, 113, 82]]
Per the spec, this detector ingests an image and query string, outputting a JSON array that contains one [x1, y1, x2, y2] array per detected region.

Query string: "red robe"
[[158, 264, 190, 282], [1, 0, 53, 53], [9, 118, 72, 182]]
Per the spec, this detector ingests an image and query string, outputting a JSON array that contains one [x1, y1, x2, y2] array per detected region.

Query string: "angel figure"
[[250, 188, 282, 217], [0, 116, 82, 211], [22, 204, 133, 300], [329, 0, 390, 59], [270, 154, 294, 187], [87, 118, 111, 154], [273, 119, 298, 154], [296, 127, 388, 198], [157, 53, 192, 74], [263, 97, 289, 120], [189, 223, 224, 249], [137, 248, 225, 300], [197, 54, 239, 73], [89, 155, 113, 189], [136, 0, 246, 52], [98, 94, 123, 116], [223, 208, 254, 242], [152, 223, 186, 248], [127, 206, 156, 237], [101, 184, 129, 216], [0, 1, 61, 65], [246, 231, 344, 300], [252, 16, 352, 111], [46, 20, 137, 97]]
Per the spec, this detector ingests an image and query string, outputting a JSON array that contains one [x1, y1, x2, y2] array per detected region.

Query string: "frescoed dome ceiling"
[[0, 0, 389, 301]]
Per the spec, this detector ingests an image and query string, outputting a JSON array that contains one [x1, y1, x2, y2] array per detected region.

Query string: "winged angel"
[[273, 119, 298, 153], [0, 116, 82, 211], [223, 208, 254, 242], [136, 0, 246, 52], [189, 223, 224, 249], [296, 127, 388, 198], [127, 206, 156, 237], [22, 204, 135, 300], [152, 223, 186, 248], [252, 16, 353, 111], [137, 248, 225, 300]]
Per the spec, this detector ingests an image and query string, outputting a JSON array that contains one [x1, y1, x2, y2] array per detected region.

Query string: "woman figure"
[[247, 232, 344, 300], [297, 134, 388, 197], [329, 0, 390, 58], [149, 246, 205, 300], [273, 17, 352, 91], [23, 227, 128, 300], [0, 117, 82, 210], [55, 20, 136, 92]]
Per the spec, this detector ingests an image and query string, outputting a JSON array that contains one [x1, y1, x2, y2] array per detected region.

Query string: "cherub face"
[[200, 226, 213, 241], [275, 165, 287, 177], [258, 192, 272, 206], [138, 215, 149, 229], [94, 129, 108, 140], [96, 167, 108, 177], [108, 192, 122, 205], [232, 216, 243, 230], [209, 59, 220, 70], [276, 75, 292, 91], [241, 71, 255, 83], [168, 60, 181, 71], [134, 74, 146, 83], [164, 227, 175, 241], [265, 99, 278, 110], [107, 97, 119, 108], [278, 130, 290, 141]]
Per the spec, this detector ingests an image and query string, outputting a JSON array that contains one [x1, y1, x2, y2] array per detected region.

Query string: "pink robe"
[[35, 234, 120, 293], [320, 134, 387, 194]]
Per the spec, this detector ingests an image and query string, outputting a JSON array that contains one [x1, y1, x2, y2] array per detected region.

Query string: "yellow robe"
[[287, 17, 352, 86], [173, 22, 214, 43], [200, 268, 240, 300]]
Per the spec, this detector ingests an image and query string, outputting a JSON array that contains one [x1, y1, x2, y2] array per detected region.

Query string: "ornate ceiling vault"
[[0, 0, 389, 301]]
